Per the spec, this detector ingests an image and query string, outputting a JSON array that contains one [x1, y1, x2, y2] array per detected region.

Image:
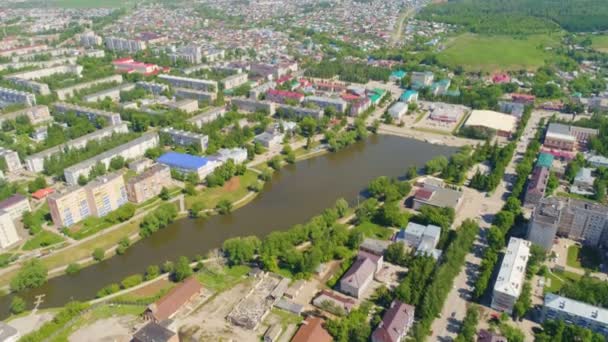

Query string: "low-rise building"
[[491, 237, 531, 314], [371, 300, 415, 342], [571, 168, 595, 196], [312, 289, 356, 314], [132, 322, 178, 342], [388, 102, 408, 121], [215, 148, 248, 164], [126, 164, 172, 205], [0, 147, 21, 172], [112, 58, 162, 76], [498, 101, 525, 118], [168, 99, 199, 114], [250, 82, 275, 99], [400, 90, 418, 104], [303, 96, 347, 114], [412, 180, 463, 211], [188, 107, 226, 128], [395, 222, 442, 260], [255, 130, 284, 149], [350, 97, 372, 117], [542, 293, 608, 336], [0, 210, 20, 250], [0, 87, 36, 107], [477, 330, 507, 342], [160, 127, 208, 151], [221, 73, 248, 90], [157, 152, 220, 179], [544, 123, 598, 151], [231, 98, 276, 115], [0, 105, 51, 126], [266, 89, 304, 104], [276, 104, 323, 119], [411, 71, 434, 89], [144, 277, 202, 322], [0, 194, 30, 221], [464, 110, 518, 138], [291, 316, 332, 342]]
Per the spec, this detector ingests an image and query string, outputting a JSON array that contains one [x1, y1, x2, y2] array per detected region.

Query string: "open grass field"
[[438, 33, 560, 72], [185, 171, 259, 210], [196, 265, 250, 292], [591, 35, 608, 53], [22, 231, 65, 251], [566, 244, 602, 272], [351, 221, 393, 240], [545, 269, 582, 294]]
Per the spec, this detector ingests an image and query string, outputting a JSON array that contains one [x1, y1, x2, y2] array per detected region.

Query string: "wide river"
[[0, 135, 457, 318]]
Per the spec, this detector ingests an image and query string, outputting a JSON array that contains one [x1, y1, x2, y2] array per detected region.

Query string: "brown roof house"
[[144, 277, 202, 322], [371, 300, 415, 342], [339, 249, 382, 298], [291, 316, 332, 342]]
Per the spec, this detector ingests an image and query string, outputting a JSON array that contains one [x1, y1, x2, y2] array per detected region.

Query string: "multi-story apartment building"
[[265, 89, 304, 104], [174, 88, 217, 102], [64, 132, 159, 185], [85, 172, 128, 218], [0, 87, 36, 107], [0, 210, 19, 249], [276, 104, 324, 119], [0, 194, 31, 220], [160, 127, 208, 151], [169, 45, 202, 65], [158, 74, 217, 92], [231, 98, 276, 115], [0, 105, 51, 126], [527, 197, 608, 250], [411, 71, 434, 89], [55, 75, 123, 100], [126, 164, 172, 204], [83, 83, 136, 103], [221, 73, 248, 90], [542, 293, 608, 336], [491, 237, 531, 314], [187, 107, 226, 128], [104, 36, 147, 53], [24, 123, 129, 173], [303, 96, 348, 114], [524, 166, 550, 207], [136, 81, 168, 96], [0, 147, 21, 173], [0, 44, 47, 58], [6, 64, 82, 81], [79, 31, 102, 47], [0, 56, 77, 72], [54, 102, 122, 126], [249, 82, 275, 100], [48, 186, 91, 228]]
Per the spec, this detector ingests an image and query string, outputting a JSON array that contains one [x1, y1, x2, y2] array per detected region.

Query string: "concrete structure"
[[55, 75, 123, 100], [188, 107, 226, 128], [221, 73, 248, 90], [167, 99, 199, 113], [0, 56, 77, 72], [491, 238, 531, 314], [144, 277, 202, 322], [388, 102, 408, 120], [0, 210, 20, 250], [215, 148, 248, 164], [0, 105, 51, 126], [0, 194, 30, 220], [276, 104, 323, 119], [54, 102, 122, 126], [174, 87, 217, 102], [303, 96, 347, 113], [63, 133, 159, 185], [395, 222, 442, 260], [313, 289, 356, 314], [161, 127, 208, 151], [544, 123, 598, 151], [0, 147, 21, 173], [411, 71, 434, 89], [412, 179, 463, 211], [291, 317, 332, 342], [157, 152, 220, 179], [132, 322, 177, 342], [542, 293, 608, 336], [83, 83, 135, 103], [104, 36, 147, 53], [48, 186, 91, 228], [136, 81, 168, 95], [24, 123, 129, 173], [158, 74, 217, 92], [0, 322, 20, 342], [464, 110, 517, 138], [524, 166, 550, 207], [231, 98, 276, 115], [528, 197, 608, 249], [85, 172, 128, 218], [371, 300, 415, 342], [0, 87, 36, 107]]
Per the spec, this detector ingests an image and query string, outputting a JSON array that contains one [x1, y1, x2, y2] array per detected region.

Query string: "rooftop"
[[372, 300, 415, 342], [544, 293, 608, 325], [494, 237, 530, 297], [0, 194, 27, 210], [133, 322, 175, 342], [465, 110, 517, 133], [157, 152, 209, 170], [291, 316, 332, 342]]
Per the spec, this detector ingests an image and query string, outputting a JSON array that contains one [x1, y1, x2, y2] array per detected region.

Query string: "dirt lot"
[[8, 312, 54, 336], [129, 278, 173, 298], [69, 316, 134, 342], [223, 177, 241, 192]]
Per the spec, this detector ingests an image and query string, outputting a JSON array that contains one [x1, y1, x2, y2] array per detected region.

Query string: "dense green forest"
[[419, 0, 608, 33]]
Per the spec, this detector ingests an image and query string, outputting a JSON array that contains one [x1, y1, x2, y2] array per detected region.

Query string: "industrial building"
[[303, 96, 348, 113], [63, 133, 159, 185], [160, 127, 208, 151], [464, 110, 518, 138], [188, 107, 226, 128], [157, 152, 220, 179], [126, 164, 172, 204], [542, 293, 608, 336], [25, 123, 129, 173], [158, 74, 217, 92], [54, 102, 122, 126], [0, 147, 22, 173], [231, 98, 276, 115], [491, 238, 531, 314], [0, 87, 36, 107]]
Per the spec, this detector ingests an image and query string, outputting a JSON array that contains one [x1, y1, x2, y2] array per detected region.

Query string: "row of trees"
[[139, 203, 179, 238], [206, 159, 247, 187]]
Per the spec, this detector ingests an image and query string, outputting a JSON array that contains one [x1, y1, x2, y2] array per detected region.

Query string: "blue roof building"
[[390, 70, 407, 81], [157, 151, 219, 179], [400, 90, 418, 103]]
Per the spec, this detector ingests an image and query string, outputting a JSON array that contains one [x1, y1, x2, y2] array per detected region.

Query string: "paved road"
[[429, 111, 550, 341]]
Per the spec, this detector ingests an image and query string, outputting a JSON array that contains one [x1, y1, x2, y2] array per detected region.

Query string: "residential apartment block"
[[188, 107, 226, 128], [169, 45, 203, 65], [55, 75, 123, 100], [276, 104, 323, 119], [340, 248, 383, 298], [158, 74, 217, 92], [371, 300, 415, 342], [175, 87, 217, 102], [86, 172, 128, 217], [266, 89, 304, 104], [54, 102, 122, 126], [25, 123, 129, 173], [160, 127, 208, 151], [0, 87, 36, 107], [231, 98, 276, 115], [542, 293, 608, 336], [83, 83, 136, 103], [395, 222, 442, 260], [527, 197, 608, 250], [0, 105, 51, 126], [126, 164, 172, 204], [544, 123, 598, 151], [491, 238, 531, 314], [136, 81, 168, 95], [221, 73, 248, 90], [0, 147, 22, 173], [64, 132, 159, 185], [524, 166, 550, 208], [0, 194, 31, 221], [79, 31, 102, 47], [104, 36, 147, 53], [0, 210, 20, 250], [303, 96, 348, 114]]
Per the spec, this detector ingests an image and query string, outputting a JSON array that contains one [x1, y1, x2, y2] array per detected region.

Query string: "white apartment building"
[[491, 237, 531, 314]]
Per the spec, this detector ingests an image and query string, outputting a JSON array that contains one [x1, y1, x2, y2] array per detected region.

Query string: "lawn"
[[351, 221, 393, 240], [591, 35, 608, 53], [545, 269, 582, 294], [185, 171, 259, 210], [22, 231, 65, 251], [566, 244, 602, 271], [438, 33, 560, 72], [0, 253, 17, 268], [196, 265, 250, 292]]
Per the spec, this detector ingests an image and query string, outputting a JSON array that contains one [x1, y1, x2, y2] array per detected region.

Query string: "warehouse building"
[[464, 110, 518, 138]]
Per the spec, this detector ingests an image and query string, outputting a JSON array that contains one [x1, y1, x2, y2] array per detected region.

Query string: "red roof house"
[[492, 73, 510, 84], [266, 89, 304, 104], [291, 316, 333, 342], [144, 277, 202, 322], [32, 187, 54, 200]]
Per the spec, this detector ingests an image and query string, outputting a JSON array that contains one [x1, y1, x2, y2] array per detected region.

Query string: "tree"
[[161, 261, 175, 274], [109, 156, 125, 171], [66, 263, 80, 275], [385, 242, 408, 266], [173, 256, 193, 281], [223, 236, 261, 265], [92, 248, 105, 262], [216, 199, 233, 215], [145, 265, 160, 280], [159, 187, 170, 200], [10, 260, 48, 291], [425, 156, 448, 174], [190, 201, 205, 218], [335, 198, 349, 218], [406, 166, 418, 180], [10, 296, 26, 315]]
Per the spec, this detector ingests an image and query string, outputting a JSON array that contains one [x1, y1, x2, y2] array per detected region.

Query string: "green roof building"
[[536, 153, 554, 169]]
